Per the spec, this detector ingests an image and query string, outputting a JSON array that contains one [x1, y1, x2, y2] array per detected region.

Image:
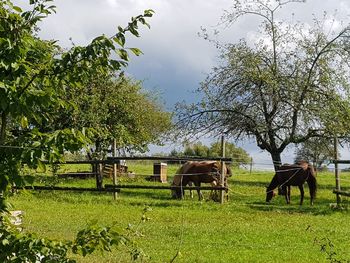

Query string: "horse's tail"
[[172, 161, 193, 186]]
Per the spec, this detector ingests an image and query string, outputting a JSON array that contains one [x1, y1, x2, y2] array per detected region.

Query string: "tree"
[[294, 138, 336, 169], [175, 141, 251, 167], [175, 0, 350, 170], [0, 0, 154, 261], [208, 141, 251, 167], [60, 74, 172, 157], [183, 142, 210, 157], [0, 0, 153, 201]]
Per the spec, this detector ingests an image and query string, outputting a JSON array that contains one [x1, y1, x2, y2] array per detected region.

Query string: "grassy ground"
[[8, 164, 350, 263]]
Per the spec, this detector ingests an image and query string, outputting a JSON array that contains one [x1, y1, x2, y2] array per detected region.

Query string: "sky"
[[22, 0, 350, 169]]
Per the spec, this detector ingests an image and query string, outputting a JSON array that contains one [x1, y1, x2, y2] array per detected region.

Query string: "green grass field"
[[8, 163, 350, 262]]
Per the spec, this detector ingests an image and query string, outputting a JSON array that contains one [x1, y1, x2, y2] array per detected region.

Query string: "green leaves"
[[0, 207, 151, 262], [129, 48, 143, 56], [72, 223, 128, 256], [12, 6, 22, 13], [0, 213, 74, 262], [20, 116, 28, 128], [64, 74, 171, 155], [116, 49, 129, 61], [113, 34, 125, 47]]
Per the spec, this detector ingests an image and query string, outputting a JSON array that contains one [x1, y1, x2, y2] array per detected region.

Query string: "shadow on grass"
[[247, 198, 350, 216], [117, 188, 173, 200]]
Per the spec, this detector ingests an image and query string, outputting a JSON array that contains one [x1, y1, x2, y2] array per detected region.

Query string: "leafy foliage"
[[0, 0, 154, 260], [0, 0, 153, 198], [63, 74, 172, 156], [172, 141, 251, 166], [294, 138, 336, 169], [0, 207, 152, 262]]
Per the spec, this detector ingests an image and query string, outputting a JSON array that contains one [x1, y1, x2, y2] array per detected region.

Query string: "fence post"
[[113, 139, 118, 200], [93, 159, 103, 190], [334, 137, 341, 206], [220, 135, 225, 204], [249, 157, 253, 175]]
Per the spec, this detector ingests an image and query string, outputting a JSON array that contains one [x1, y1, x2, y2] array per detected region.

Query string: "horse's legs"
[[188, 181, 194, 199], [180, 178, 188, 199], [310, 190, 314, 206], [287, 186, 291, 204], [194, 182, 203, 201], [282, 186, 290, 204], [299, 185, 304, 206], [209, 181, 217, 201]]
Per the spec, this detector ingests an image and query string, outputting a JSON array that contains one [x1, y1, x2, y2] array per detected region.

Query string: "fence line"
[[14, 185, 227, 192], [104, 184, 227, 191], [14, 185, 121, 193]]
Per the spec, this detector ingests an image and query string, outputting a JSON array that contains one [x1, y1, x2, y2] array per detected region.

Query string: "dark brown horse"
[[266, 161, 317, 205], [171, 161, 231, 200]]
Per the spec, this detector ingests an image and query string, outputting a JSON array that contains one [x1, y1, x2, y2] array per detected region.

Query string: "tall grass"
[[8, 166, 350, 262]]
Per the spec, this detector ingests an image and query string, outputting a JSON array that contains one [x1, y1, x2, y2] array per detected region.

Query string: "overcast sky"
[[25, 0, 350, 167]]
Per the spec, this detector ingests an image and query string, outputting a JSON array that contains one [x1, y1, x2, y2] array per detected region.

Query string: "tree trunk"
[[0, 111, 8, 145], [270, 151, 282, 171]]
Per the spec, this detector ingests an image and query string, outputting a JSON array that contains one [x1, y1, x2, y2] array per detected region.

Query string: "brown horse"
[[171, 161, 231, 200], [266, 161, 317, 206]]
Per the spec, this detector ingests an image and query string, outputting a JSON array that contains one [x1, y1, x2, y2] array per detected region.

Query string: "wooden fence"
[[24, 156, 232, 202]]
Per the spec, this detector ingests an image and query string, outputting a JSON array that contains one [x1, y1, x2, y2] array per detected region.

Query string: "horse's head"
[[171, 183, 178, 198], [265, 187, 276, 203], [171, 166, 186, 199], [307, 163, 316, 177], [212, 162, 232, 178], [171, 181, 185, 199]]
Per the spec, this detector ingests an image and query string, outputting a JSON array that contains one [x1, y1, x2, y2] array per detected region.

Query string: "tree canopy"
[[64, 74, 172, 156], [171, 141, 251, 167], [294, 137, 336, 169], [175, 0, 350, 169]]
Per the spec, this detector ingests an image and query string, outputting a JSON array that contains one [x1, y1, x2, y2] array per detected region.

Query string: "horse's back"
[[276, 164, 309, 186]]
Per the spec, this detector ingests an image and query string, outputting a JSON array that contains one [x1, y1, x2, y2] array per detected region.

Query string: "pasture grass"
[[8, 165, 350, 262]]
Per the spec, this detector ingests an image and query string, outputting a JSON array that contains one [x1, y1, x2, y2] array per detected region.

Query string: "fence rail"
[[41, 156, 232, 165], [15, 185, 227, 192], [104, 184, 227, 191], [333, 189, 350, 197], [330, 160, 350, 164], [15, 185, 120, 193]]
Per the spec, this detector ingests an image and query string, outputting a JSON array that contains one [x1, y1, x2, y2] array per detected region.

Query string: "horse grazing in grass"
[[171, 161, 231, 201], [266, 161, 317, 206]]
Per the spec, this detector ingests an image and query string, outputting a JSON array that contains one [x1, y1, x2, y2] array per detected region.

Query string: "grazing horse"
[[171, 161, 231, 200], [266, 161, 317, 206]]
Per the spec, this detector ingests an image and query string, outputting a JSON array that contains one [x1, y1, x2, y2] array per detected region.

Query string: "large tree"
[[176, 0, 350, 170], [64, 74, 172, 157]]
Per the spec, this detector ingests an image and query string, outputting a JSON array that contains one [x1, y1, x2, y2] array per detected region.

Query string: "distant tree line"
[[294, 138, 336, 170], [169, 141, 251, 167]]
